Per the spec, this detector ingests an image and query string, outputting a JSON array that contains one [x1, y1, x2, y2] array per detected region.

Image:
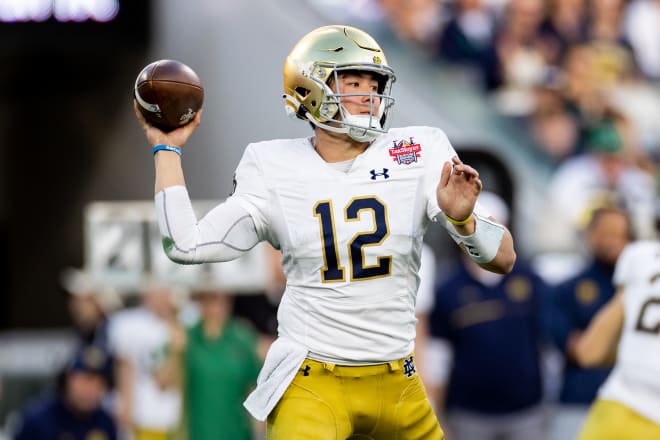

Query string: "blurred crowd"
[[380, 0, 659, 253], [6, 250, 284, 440]]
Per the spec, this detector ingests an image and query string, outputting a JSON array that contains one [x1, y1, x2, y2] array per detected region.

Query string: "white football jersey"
[[108, 307, 181, 429], [599, 240, 660, 424], [229, 126, 488, 363]]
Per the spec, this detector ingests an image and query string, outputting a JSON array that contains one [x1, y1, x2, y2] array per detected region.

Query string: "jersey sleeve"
[[613, 242, 646, 287], [153, 143, 274, 265], [228, 143, 271, 239], [155, 186, 261, 263], [612, 245, 635, 286]]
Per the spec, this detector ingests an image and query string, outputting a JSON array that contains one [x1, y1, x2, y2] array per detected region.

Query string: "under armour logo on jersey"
[[403, 356, 416, 378], [370, 168, 389, 180], [302, 365, 311, 376]]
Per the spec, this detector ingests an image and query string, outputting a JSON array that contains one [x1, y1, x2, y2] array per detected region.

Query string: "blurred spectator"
[[623, 0, 660, 81], [565, 52, 657, 178], [559, 44, 611, 126], [378, 0, 445, 51], [540, 120, 656, 253], [182, 282, 262, 440], [539, 0, 588, 65], [481, 0, 552, 116], [587, 0, 630, 47], [108, 281, 184, 440], [61, 267, 121, 353], [546, 206, 632, 440], [13, 346, 116, 440], [584, 39, 635, 98], [606, 65, 660, 163], [437, 0, 496, 70], [426, 192, 549, 440], [583, 0, 636, 96], [559, 2, 638, 129], [528, 85, 580, 164]]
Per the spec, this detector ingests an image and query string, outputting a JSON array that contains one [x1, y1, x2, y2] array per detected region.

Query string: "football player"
[[574, 240, 660, 439], [135, 25, 516, 439]]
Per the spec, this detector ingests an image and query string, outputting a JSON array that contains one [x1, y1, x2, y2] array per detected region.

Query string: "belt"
[[301, 354, 414, 377]]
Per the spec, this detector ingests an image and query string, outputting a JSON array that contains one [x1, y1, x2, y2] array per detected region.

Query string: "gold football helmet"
[[283, 25, 396, 142]]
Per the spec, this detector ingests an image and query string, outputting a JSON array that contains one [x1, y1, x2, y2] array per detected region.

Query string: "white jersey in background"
[[108, 307, 181, 431], [599, 240, 660, 424], [157, 126, 492, 363]]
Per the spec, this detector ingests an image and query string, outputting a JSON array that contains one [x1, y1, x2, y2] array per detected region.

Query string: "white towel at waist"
[[243, 336, 308, 421]]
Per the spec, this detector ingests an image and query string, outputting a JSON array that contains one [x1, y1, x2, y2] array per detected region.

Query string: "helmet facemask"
[[312, 64, 395, 142]]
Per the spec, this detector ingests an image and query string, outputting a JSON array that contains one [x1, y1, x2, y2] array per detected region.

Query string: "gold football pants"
[[267, 355, 444, 440], [578, 399, 660, 440]]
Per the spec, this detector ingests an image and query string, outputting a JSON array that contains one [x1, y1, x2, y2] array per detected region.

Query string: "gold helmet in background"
[[283, 25, 396, 142]]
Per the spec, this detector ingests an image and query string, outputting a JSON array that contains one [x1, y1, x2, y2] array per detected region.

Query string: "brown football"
[[134, 59, 204, 132]]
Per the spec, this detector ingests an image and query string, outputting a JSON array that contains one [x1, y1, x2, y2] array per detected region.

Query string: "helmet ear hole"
[[295, 87, 309, 98], [319, 102, 339, 119]]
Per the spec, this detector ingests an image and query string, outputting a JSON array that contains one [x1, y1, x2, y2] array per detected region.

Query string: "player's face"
[[588, 210, 630, 266], [145, 286, 178, 319], [199, 292, 231, 322], [68, 295, 104, 332], [333, 72, 381, 117]]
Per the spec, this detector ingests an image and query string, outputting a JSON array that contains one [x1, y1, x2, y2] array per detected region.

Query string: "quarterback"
[[135, 25, 515, 439], [574, 240, 660, 439]]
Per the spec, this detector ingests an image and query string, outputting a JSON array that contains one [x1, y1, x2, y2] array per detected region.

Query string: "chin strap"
[[305, 111, 382, 142], [344, 114, 382, 142]]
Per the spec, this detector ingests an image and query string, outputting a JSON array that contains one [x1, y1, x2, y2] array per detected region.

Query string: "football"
[[134, 59, 204, 132]]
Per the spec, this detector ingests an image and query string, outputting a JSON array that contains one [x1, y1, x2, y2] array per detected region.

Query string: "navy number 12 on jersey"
[[314, 196, 392, 282]]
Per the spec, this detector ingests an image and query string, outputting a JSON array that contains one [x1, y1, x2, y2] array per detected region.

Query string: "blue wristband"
[[152, 145, 182, 156]]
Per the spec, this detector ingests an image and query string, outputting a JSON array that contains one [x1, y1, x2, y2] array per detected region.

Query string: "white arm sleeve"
[[155, 185, 260, 263]]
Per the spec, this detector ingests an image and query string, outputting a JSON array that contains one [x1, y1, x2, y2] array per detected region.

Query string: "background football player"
[[573, 240, 660, 440]]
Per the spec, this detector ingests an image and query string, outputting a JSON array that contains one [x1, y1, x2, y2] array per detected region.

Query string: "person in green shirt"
[[183, 289, 262, 440]]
